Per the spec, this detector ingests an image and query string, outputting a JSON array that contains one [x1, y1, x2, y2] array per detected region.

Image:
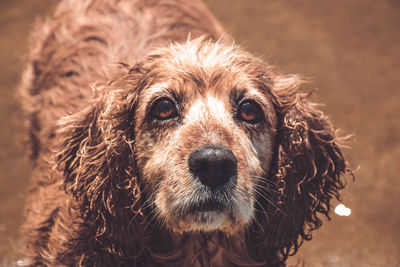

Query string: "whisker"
[[233, 186, 268, 232], [250, 175, 279, 187], [249, 210, 264, 233], [129, 179, 163, 225], [253, 187, 286, 216], [252, 183, 288, 198], [143, 207, 161, 231], [252, 197, 270, 223]]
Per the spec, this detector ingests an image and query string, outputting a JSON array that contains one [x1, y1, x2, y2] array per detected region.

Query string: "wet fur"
[[19, 0, 352, 266]]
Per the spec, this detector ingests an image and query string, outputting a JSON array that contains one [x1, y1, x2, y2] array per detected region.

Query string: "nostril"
[[221, 158, 237, 173], [188, 145, 238, 188]]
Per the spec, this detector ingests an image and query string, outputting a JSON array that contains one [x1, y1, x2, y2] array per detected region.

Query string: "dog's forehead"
[[142, 39, 265, 96], [143, 56, 265, 100], [142, 70, 264, 106]]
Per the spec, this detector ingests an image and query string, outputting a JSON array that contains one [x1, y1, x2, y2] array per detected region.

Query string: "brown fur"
[[19, 0, 352, 266]]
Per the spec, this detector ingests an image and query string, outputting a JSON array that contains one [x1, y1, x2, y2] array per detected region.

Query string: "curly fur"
[[19, 0, 352, 266]]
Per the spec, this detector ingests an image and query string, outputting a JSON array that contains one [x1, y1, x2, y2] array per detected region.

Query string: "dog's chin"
[[167, 206, 247, 234], [179, 210, 229, 232]]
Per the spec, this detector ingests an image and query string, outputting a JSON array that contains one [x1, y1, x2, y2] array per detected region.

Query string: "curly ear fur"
[[247, 74, 352, 265], [55, 65, 151, 265]]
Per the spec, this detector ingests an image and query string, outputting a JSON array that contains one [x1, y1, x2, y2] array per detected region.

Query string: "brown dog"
[[19, 0, 351, 266]]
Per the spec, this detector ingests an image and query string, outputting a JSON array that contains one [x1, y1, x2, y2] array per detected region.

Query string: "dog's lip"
[[186, 199, 226, 213]]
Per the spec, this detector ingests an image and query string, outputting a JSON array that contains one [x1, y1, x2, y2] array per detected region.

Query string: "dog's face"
[[133, 40, 278, 233]]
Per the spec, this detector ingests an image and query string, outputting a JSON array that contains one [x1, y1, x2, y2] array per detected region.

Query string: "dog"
[[19, 0, 352, 266]]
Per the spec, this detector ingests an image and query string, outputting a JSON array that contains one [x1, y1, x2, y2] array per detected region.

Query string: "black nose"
[[188, 145, 237, 188]]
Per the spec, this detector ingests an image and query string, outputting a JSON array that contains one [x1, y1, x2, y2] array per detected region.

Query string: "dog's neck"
[[145, 229, 254, 267], [179, 232, 238, 267]]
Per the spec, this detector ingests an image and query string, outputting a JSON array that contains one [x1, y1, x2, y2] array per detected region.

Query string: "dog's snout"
[[188, 145, 237, 188]]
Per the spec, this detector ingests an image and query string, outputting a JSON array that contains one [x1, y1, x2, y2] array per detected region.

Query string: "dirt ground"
[[0, 0, 399, 266]]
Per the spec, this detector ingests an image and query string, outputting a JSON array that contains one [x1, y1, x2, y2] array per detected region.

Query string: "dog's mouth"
[[185, 198, 226, 214], [167, 193, 242, 232]]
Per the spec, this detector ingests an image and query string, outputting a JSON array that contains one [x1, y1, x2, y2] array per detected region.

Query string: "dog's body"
[[20, 0, 351, 266]]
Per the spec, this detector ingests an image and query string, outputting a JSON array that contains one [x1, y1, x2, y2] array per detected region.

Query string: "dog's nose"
[[188, 145, 237, 188]]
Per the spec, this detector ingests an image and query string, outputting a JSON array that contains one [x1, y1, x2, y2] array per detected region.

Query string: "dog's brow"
[[230, 88, 248, 103], [185, 71, 207, 89], [209, 70, 224, 88], [229, 86, 266, 104]]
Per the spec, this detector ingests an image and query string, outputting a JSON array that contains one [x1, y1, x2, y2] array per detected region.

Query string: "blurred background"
[[0, 0, 399, 266]]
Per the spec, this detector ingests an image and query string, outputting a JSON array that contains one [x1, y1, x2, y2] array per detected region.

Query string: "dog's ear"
[[56, 64, 147, 222], [260, 74, 352, 258]]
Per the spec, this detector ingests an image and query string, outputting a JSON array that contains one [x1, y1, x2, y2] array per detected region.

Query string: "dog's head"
[[132, 39, 278, 234], [57, 37, 350, 259]]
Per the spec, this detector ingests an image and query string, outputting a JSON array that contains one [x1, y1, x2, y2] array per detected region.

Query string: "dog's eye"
[[237, 101, 262, 123], [152, 98, 178, 120]]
